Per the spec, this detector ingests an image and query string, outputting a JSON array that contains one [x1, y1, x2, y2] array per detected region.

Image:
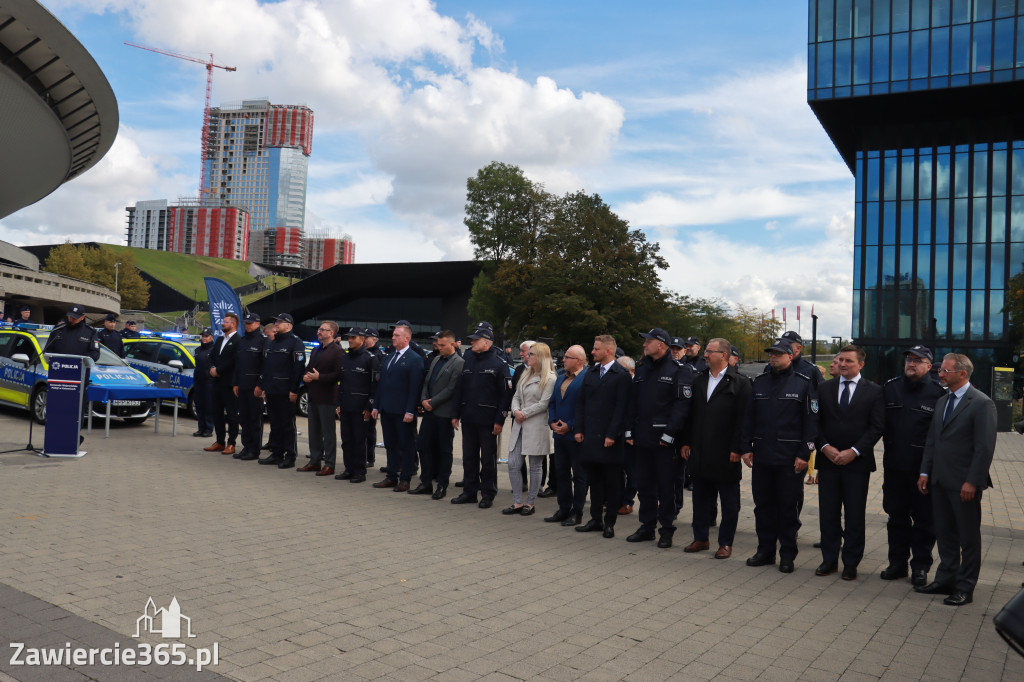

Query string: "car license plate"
[[111, 400, 142, 406]]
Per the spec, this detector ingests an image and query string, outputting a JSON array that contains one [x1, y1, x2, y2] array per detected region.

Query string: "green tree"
[[43, 243, 150, 310]]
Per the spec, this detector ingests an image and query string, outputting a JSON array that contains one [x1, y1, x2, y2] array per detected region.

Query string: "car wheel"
[[297, 389, 308, 417], [30, 385, 46, 424]]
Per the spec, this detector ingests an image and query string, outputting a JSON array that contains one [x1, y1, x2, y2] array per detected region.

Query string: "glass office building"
[[808, 0, 1024, 392]]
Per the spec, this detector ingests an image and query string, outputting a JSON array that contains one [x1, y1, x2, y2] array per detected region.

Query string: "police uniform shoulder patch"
[[885, 376, 901, 384], [810, 398, 819, 414], [295, 351, 305, 361], [682, 385, 692, 399]]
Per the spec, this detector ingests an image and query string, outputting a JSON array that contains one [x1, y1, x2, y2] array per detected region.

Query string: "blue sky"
[[1, 1, 855, 339]]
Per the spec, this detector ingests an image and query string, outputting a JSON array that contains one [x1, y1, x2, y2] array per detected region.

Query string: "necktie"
[[839, 380, 851, 412], [600, 365, 606, 379], [943, 393, 956, 424]]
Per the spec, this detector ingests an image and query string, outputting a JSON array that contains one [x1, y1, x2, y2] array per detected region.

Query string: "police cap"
[[668, 336, 685, 349], [903, 345, 933, 362], [243, 312, 261, 323], [346, 327, 366, 337], [765, 339, 795, 355], [364, 327, 379, 338], [104, 313, 117, 322], [638, 328, 671, 345], [272, 313, 294, 324], [66, 304, 86, 317], [684, 336, 700, 346], [781, 330, 803, 345]]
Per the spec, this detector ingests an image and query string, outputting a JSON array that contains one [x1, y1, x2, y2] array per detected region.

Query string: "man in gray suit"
[[916, 353, 997, 606], [413, 330, 465, 499]]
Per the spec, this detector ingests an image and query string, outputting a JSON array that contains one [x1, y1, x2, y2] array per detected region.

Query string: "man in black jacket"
[[297, 322, 343, 476], [573, 335, 631, 538], [813, 344, 885, 581], [43, 305, 100, 361], [257, 313, 307, 469], [681, 338, 751, 559], [625, 328, 692, 548], [191, 328, 215, 438], [205, 312, 240, 455], [880, 345, 945, 586], [336, 328, 379, 484], [233, 314, 266, 461], [97, 314, 124, 357]]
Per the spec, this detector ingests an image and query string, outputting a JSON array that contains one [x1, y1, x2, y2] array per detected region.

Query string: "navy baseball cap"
[[346, 327, 366, 337], [904, 345, 933, 362], [467, 326, 494, 341], [765, 339, 794, 355], [243, 312, 261, 323], [730, 345, 740, 358], [104, 313, 117, 322], [394, 319, 412, 328], [668, 336, 685, 349], [66, 304, 86, 317], [19, 305, 30, 312], [684, 336, 700, 346], [781, 331, 803, 345], [364, 327, 379, 338], [639, 328, 671, 345], [272, 313, 294, 324], [125, 320, 136, 325], [201, 328, 214, 337]]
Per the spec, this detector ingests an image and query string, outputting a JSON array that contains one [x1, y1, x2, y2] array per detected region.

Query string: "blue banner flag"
[[204, 277, 243, 337]]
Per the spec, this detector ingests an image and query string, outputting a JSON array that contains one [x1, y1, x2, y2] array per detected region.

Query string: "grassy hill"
[[106, 246, 256, 298]]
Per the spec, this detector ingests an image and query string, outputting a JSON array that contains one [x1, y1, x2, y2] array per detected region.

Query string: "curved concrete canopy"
[[0, 0, 118, 219]]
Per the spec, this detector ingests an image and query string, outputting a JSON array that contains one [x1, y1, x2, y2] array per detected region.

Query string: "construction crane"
[[125, 42, 237, 200]]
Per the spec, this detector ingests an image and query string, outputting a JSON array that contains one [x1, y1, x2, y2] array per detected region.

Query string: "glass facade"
[[810, 1, 1024, 393], [809, 0, 1024, 100]]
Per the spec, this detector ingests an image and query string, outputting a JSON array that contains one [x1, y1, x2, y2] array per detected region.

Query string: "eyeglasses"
[[904, 357, 929, 364], [704, 350, 727, 355], [938, 368, 963, 375], [564, 356, 584, 361], [317, 328, 332, 332]]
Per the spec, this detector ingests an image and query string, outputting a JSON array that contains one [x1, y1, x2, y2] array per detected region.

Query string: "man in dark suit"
[[916, 353, 997, 606], [546, 345, 588, 526], [813, 344, 884, 581], [573, 335, 631, 538], [681, 338, 751, 559], [205, 312, 240, 455], [372, 321, 425, 492], [414, 330, 464, 499]]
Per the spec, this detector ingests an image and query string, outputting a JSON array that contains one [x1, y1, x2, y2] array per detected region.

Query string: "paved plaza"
[[0, 405, 1023, 681]]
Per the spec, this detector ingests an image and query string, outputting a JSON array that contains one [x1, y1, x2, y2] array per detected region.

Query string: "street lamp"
[[114, 262, 121, 293]]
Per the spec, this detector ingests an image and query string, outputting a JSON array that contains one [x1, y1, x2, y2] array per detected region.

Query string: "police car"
[[125, 334, 312, 419], [0, 327, 154, 424], [123, 335, 201, 419]]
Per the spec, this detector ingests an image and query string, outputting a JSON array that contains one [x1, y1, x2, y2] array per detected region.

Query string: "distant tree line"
[[44, 242, 150, 310], [464, 161, 785, 358]]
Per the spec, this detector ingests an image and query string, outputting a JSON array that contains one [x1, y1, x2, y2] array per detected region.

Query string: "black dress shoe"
[[277, 459, 295, 469], [603, 526, 615, 538], [815, 562, 838, 576], [520, 505, 536, 516], [432, 485, 447, 500], [408, 483, 433, 495], [576, 519, 604, 532], [501, 505, 524, 515], [880, 564, 909, 580], [911, 569, 928, 586], [545, 509, 571, 523], [451, 493, 477, 505], [232, 448, 248, 459], [537, 487, 556, 498], [335, 470, 354, 480], [192, 430, 205, 437], [943, 592, 973, 606], [258, 456, 283, 465], [349, 474, 366, 483], [746, 553, 776, 567], [379, 466, 388, 473], [657, 535, 673, 549], [561, 513, 583, 527], [779, 559, 795, 573], [455, 480, 465, 487], [914, 582, 955, 595], [239, 451, 260, 461], [627, 528, 656, 542], [842, 565, 858, 581], [478, 498, 493, 509], [262, 441, 272, 450]]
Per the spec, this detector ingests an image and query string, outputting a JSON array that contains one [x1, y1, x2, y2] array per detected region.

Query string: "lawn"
[[106, 246, 255, 297]]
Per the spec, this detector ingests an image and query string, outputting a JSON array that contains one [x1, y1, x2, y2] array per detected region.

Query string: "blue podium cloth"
[[86, 385, 186, 438]]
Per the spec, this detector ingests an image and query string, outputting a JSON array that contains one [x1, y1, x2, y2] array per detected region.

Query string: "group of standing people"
[[191, 314, 997, 608]]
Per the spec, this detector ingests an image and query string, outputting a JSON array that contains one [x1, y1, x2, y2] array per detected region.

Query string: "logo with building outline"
[[133, 597, 195, 639]]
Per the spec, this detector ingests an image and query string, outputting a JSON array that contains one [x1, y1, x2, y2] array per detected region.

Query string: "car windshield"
[[35, 333, 130, 367]]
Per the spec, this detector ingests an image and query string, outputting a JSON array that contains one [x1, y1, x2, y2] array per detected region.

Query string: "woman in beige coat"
[[503, 342, 556, 516]]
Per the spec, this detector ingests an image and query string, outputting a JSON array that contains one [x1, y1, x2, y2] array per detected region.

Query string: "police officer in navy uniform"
[[14, 305, 33, 327], [120, 320, 140, 340], [257, 313, 306, 469], [625, 328, 693, 548], [880, 345, 945, 586], [233, 313, 267, 461], [765, 331, 823, 387], [450, 321, 511, 509], [740, 339, 818, 573], [43, 304, 100, 361], [683, 337, 708, 373], [336, 327, 379, 484], [97, 313, 124, 357], [192, 328, 215, 438], [363, 327, 385, 469]]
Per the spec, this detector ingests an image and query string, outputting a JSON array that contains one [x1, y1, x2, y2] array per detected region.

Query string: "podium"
[[44, 354, 87, 457]]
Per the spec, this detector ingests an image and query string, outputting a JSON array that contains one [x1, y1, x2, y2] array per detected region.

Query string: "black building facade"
[[808, 0, 1024, 392]]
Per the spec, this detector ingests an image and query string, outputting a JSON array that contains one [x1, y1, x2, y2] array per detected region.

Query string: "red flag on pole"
[[772, 309, 775, 320], [797, 305, 801, 321], [783, 307, 787, 322]]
